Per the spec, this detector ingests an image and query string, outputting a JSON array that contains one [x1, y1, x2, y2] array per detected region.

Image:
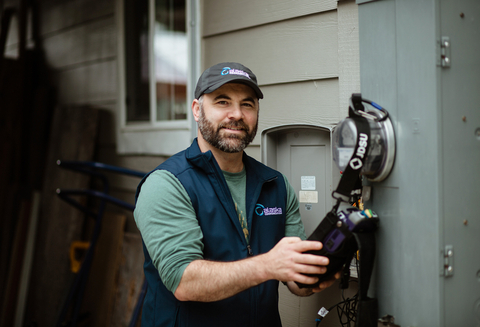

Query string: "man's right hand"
[[260, 237, 329, 286]]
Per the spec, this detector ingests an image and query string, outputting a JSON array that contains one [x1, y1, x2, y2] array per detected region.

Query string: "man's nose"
[[227, 103, 243, 120]]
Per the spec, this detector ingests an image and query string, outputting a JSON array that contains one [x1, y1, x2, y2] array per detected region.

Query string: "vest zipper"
[[245, 176, 277, 259], [247, 244, 253, 256]]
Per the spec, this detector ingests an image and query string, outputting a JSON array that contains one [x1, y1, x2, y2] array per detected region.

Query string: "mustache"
[[217, 120, 249, 132]]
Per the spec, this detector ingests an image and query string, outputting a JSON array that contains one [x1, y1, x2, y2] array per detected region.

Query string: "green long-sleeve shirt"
[[134, 169, 306, 294]]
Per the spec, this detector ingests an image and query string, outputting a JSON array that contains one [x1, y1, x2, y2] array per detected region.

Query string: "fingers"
[[277, 238, 327, 264], [297, 253, 329, 266], [311, 272, 341, 293], [290, 239, 324, 253], [266, 237, 332, 283], [293, 273, 320, 286], [294, 262, 327, 276]]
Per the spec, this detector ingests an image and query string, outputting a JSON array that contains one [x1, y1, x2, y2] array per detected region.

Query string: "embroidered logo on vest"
[[255, 203, 283, 216]]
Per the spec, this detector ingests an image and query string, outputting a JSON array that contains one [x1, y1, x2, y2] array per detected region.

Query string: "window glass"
[[124, 0, 150, 122], [124, 0, 187, 123], [154, 0, 187, 121]]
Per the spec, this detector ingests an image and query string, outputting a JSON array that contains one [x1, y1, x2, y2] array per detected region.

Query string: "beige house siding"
[[202, 0, 337, 37], [202, 0, 359, 163]]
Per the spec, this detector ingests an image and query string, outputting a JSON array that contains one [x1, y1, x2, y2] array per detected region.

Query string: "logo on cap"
[[221, 67, 251, 79]]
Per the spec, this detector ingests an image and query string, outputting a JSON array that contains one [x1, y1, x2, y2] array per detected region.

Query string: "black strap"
[[353, 232, 378, 327], [333, 115, 371, 202], [333, 93, 371, 202], [353, 232, 376, 301], [350, 93, 365, 114]]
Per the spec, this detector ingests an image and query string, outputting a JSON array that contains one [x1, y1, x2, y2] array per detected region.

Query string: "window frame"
[[116, 0, 200, 155]]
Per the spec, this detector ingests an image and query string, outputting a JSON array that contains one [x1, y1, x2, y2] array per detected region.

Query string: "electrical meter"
[[332, 95, 396, 182]]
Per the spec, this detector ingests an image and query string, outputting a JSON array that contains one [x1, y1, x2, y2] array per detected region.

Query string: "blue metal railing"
[[54, 160, 147, 327]]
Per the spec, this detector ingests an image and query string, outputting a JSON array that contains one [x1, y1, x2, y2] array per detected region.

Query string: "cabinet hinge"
[[437, 36, 451, 68], [441, 245, 454, 277]]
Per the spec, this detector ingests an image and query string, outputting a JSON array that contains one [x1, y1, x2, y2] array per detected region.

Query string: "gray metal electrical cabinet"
[[261, 125, 352, 326], [261, 125, 339, 236], [357, 0, 480, 326]]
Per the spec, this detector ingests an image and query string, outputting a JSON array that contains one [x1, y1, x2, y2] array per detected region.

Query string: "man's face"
[[196, 83, 259, 153]]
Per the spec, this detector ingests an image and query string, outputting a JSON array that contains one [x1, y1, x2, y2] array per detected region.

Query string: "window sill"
[[117, 128, 193, 155]]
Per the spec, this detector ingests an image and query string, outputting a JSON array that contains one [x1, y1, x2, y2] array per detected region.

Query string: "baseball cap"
[[194, 62, 264, 99]]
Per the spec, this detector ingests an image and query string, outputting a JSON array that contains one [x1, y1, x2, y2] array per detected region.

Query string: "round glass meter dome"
[[332, 107, 395, 182]]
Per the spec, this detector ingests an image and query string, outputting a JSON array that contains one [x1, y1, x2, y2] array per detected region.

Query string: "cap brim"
[[197, 77, 264, 99]]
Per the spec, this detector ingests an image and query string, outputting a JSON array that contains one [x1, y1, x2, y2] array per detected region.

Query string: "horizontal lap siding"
[[203, 11, 339, 85], [56, 60, 117, 105], [42, 16, 116, 70], [202, 0, 337, 36], [39, 10, 117, 108], [39, 0, 115, 36], [247, 78, 339, 159], [202, 4, 341, 154], [255, 78, 340, 143]]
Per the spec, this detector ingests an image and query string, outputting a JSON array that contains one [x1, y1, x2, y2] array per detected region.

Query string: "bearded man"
[[134, 62, 338, 327]]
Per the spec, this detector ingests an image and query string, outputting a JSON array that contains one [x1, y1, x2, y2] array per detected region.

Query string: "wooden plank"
[[25, 105, 99, 327], [110, 233, 144, 327], [202, 0, 337, 36], [95, 103, 116, 145], [203, 11, 339, 86], [81, 213, 127, 327], [252, 78, 340, 146], [0, 200, 31, 327], [42, 16, 116, 70], [14, 192, 41, 327]]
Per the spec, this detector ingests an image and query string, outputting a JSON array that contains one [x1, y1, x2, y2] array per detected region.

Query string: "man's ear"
[[192, 99, 200, 122]]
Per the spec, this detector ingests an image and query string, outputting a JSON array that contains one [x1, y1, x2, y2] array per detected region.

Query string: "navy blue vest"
[[136, 139, 287, 327]]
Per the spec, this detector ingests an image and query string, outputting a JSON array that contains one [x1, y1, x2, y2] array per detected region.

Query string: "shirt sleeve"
[[282, 174, 307, 240], [134, 170, 204, 293]]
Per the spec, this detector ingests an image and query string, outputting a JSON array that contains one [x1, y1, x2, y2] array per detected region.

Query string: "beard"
[[198, 105, 258, 153]]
